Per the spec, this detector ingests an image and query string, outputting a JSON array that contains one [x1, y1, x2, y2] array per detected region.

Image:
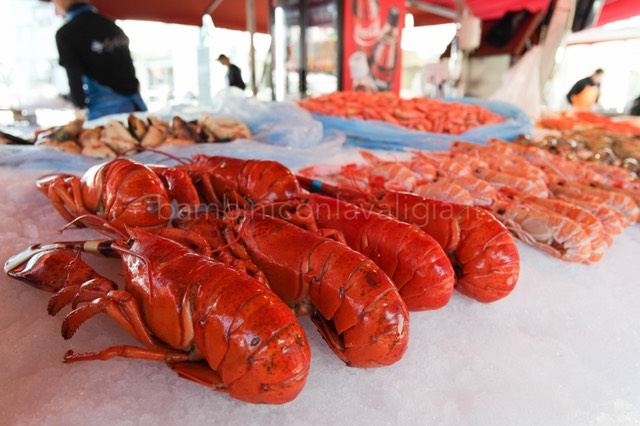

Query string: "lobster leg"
[[62, 290, 157, 348], [148, 165, 201, 210], [277, 204, 348, 244], [48, 278, 119, 315], [65, 345, 191, 363], [37, 175, 91, 225], [5, 244, 159, 348], [171, 212, 270, 285]]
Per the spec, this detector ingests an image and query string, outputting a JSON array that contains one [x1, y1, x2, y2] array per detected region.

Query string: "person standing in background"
[[566, 69, 604, 110], [53, 0, 147, 120], [217, 54, 246, 91]]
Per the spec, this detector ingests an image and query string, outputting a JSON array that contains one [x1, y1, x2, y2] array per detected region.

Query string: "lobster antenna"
[[62, 215, 128, 241], [340, 164, 363, 191], [405, 148, 423, 158], [140, 147, 190, 165], [36, 172, 76, 181], [207, 207, 249, 255], [209, 198, 292, 256], [116, 147, 190, 165]]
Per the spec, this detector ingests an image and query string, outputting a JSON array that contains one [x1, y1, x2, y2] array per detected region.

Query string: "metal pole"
[[247, 0, 257, 96], [299, 0, 307, 98], [204, 0, 225, 16], [406, 0, 457, 20]]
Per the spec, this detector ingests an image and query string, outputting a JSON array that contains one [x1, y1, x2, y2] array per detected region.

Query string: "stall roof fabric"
[[410, 0, 552, 26], [410, 0, 640, 27], [596, 0, 640, 26], [89, 0, 269, 32], [59, 0, 640, 32]]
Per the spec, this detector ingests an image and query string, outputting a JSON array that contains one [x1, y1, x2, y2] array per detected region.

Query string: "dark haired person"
[[217, 54, 246, 91], [53, 0, 147, 119], [566, 69, 604, 110]]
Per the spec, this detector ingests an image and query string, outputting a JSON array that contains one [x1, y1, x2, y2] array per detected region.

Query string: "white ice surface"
[[1, 144, 639, 426]]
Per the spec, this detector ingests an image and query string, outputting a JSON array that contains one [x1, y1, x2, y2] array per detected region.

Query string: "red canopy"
[[64, 0, 640, 33], [89, 0, 270, 32], [410, 0, 640, 27], [410, 0, 552, 26], [596, 0, 640, 26]]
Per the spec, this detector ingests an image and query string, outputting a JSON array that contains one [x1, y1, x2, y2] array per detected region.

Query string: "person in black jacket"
[[217, 54, 246, 91], [53, 0, 147, 120]]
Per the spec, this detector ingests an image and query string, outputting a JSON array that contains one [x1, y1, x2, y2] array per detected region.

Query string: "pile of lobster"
[[4, 153, 521, 404], [299, 140, 640, 264]]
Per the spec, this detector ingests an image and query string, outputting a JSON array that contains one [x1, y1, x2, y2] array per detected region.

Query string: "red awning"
[[86, 0, 269, 32], [411, 0, 640, 28], [596, 0, 640, 26], [410, 0, 552, 26]]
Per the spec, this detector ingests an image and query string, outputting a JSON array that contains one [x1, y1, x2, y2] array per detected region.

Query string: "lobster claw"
[[4, 244, 106, 293]]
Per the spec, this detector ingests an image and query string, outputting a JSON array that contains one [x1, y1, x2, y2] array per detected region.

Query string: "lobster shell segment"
[[182, 156, 303, 207], [238, 213, 409, 368], [298, 193, 455, 310]]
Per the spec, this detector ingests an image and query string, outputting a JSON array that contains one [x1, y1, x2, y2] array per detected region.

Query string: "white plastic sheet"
[[491, 46, 543, 120]]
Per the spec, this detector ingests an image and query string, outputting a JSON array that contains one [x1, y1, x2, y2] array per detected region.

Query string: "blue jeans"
[[84, 76, 147, 120]]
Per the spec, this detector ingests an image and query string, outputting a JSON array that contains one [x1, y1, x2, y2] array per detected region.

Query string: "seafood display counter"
[[1, 141, 639, 425]]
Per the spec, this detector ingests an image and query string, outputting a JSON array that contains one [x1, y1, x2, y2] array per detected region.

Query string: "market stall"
[[1, 90, 640, 424]]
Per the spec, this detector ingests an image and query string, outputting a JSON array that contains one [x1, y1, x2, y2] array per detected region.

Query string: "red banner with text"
[[342, 0, 405, 93]]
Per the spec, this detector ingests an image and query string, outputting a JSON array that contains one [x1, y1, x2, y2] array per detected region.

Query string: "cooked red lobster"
[[263, 193, 456, 310], [173, 155, 456, 311], [36, 158, 200, 230], [296, 177, 520, 303], [180, 155, 303, 208], [4, 228, 311, 404], [175, 210, 410, 367]]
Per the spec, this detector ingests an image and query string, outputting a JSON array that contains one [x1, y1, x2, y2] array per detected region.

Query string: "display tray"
[[1, 144, 639, 425], [308, 96, 533, 151]]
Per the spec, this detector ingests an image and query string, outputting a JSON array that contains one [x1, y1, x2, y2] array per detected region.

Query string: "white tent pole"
[[247, 0, 257, 96]]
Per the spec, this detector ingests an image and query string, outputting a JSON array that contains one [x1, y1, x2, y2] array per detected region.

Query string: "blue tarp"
[[312, 97, 532, 152]]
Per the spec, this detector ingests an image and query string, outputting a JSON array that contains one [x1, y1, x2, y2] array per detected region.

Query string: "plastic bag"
[[490, 45, 542, 120], [87, 88, 326, 149], [187, 88, 325, 148], [0, 127, 346, 174]]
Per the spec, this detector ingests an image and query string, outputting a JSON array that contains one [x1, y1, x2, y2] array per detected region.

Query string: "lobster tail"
[[452, 206, 520, 302], [299, 178, 520, 304], [188, 264, 310, 404], [238, 213, 409, 368], [301, 194, 455, 311]]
